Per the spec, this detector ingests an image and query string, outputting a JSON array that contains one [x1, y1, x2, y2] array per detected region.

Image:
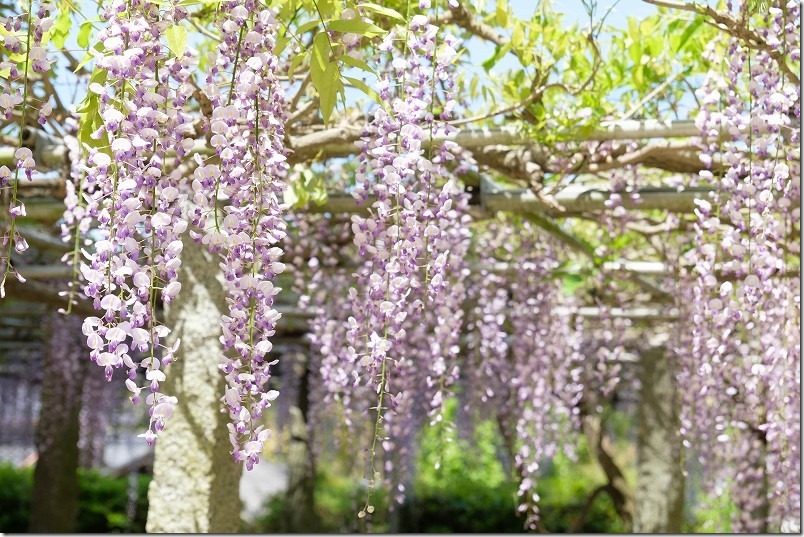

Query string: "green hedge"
[[0, 463, 150, 533]]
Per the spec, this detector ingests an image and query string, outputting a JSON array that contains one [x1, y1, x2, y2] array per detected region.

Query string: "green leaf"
[[73, 42, 104, 73], [310, 186, 328, 205], [89, 66, 107, 86], [310, 32, 340, 123], [317, 0, 335, 19], [562, 273, 585, 296], [343, 75, 382, 107], [337, 53, 375, 74], [295, 19, 321, 36], [675, 17, 703, 53], [318, 62, 340, 124], [311, 31, 331, 78], [284, 182, 301, 207], [510, 21, 524, 50], [274, 35, 291, 57], [628, 41, 641, 65], [482, 43, 510, 72], [356, 2, 404, 22], [495, 0, 508, 27], [50, 5, 72, 49], [284, 169, 330, 208], [164, 25, 188, 58], [287, 49, 307, 80], [77, 20, 93, 48], [327, 19, 385, 38], [73, 51, 95, 73]]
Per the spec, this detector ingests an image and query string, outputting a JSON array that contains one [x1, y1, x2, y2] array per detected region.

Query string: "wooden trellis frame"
[[0, 116, 797, 342]]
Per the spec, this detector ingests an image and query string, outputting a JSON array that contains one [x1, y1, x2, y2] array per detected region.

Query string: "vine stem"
[[213, 22, 247, 234]]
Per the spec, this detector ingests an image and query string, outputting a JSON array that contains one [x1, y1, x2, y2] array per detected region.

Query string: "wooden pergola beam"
[[0, 119, 714, 170], [9, 180, 719, 224]]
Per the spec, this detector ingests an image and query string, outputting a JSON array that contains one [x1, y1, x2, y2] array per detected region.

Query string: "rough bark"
[[634, 346, 684, 533], [28, 314, 84, 533], [146, 237, 242, 533]]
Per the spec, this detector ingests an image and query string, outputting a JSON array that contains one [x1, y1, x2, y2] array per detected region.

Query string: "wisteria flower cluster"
[[679, 0, 800, 530], [341, 14, 469, 509], [464, 219, 584, 528], [54, 0, 291, 467], [72, 0, 194, 445], [0, 0, 54, 294], [195, 0, 289, 469]]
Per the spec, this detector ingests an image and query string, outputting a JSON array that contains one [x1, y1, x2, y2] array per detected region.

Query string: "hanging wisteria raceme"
[[461, 220, 520, 446], [342, 14, 468, 513], [0, 0, 55, 295], [284, 207, 430, 500], [284, 208, 366, 440], [509, 220, 583, 529], [464, 219, 584, 529], [680, 0, 801, 531], [73, 0, 195, 445], [196, 1, 289, 469], [301, 216, 470, 509], [589, 162, 649, 397]]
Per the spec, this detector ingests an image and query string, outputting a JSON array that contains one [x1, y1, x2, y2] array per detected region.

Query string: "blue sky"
[[518, 0, 658, 26]]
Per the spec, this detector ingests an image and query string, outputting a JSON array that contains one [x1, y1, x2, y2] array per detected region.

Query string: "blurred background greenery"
[[0, 407, 731, 533]]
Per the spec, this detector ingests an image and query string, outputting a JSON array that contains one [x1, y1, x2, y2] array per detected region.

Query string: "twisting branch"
[[584, 140, 717, 175], [287, 72, 313, 124], [188, 16, 221, 41], [577, 401, 635, 530], [431, 5, 506, 46]]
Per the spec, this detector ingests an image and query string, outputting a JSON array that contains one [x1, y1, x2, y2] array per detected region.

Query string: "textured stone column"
[[634, 346, 684, 533], [146, 238, 242, 533]]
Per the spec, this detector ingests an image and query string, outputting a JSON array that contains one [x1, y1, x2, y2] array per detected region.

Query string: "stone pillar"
[[634, 346, 684, 533], [283, 353, 320, 532], [284, 407, 318, 532], [146, 238, 242, 533]]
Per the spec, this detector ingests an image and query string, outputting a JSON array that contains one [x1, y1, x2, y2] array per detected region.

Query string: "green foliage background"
[[0, 464, 150, 533]]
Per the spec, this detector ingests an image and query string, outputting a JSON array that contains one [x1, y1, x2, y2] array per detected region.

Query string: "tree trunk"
[[580, 411, 635, 530], [146, 238, 242, 533], [28, 314, 85, 533], [634, 346, 684, 533]]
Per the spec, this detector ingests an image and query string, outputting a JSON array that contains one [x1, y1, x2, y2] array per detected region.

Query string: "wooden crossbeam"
[[0, 119, 714, 170]]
